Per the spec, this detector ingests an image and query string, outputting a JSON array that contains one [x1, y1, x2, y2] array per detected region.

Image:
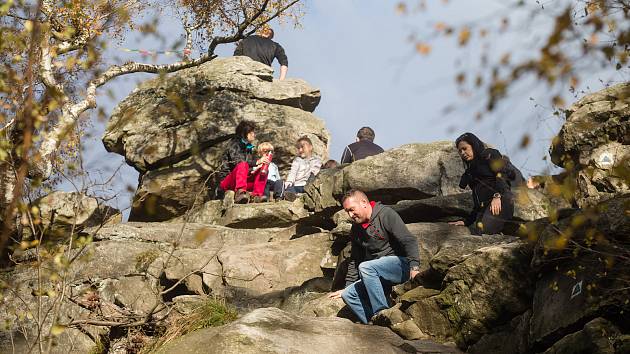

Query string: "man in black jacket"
[[340, 127, 385, 164], [233, 28, 288, 80], [329, 189, 420, 324]]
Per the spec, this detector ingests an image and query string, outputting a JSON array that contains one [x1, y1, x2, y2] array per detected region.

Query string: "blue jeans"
[[341, 256, 410, 324], [285, 185, 305, 194]]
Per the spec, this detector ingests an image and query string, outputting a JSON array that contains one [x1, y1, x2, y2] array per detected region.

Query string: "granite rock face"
[[156, 307, 461, 354], [103, 56, 330, 221], [550, 82, 630, 207], [304, 142, 465, 213]]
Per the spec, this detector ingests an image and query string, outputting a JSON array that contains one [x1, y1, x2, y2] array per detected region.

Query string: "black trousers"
[[264, 179, 284, 198], [468, 196, 515, 235]]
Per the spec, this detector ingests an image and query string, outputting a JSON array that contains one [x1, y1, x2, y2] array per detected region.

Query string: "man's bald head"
[[342, 189, 372, 224]]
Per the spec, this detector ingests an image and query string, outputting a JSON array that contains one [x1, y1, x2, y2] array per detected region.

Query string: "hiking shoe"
[[234, 190, 250, 204], [251, 195, 268, 203], [283, 191, 297, 202]]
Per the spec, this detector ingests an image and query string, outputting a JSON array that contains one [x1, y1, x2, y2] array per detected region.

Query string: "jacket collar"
[[361, 201, 381, 229]]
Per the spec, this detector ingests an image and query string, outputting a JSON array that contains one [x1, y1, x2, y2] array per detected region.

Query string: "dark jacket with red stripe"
[[345, 202, 420, 286]]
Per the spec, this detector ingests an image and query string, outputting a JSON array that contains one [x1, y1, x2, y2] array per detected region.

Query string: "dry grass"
[[140, 297, 238, 353]]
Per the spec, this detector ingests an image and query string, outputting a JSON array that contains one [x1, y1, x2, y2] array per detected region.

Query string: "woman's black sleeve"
[[487, 149, 510, 194]]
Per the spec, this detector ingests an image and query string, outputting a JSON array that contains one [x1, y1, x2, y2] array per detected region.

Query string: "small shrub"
[[134, 249, 160, 273], [140, 297, 237, 353]]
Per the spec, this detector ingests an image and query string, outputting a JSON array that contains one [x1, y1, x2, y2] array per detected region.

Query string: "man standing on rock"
[[340, 127, 385, 164], [329, 189, 421, 324], [233, 27, 288, 80]]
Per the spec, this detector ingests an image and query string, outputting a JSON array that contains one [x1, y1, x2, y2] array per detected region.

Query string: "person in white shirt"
[[284, 136, 322, 201]]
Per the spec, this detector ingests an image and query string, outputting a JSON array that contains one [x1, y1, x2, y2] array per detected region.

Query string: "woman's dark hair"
[[455, 132, 486, 163], [235, 120, 257, 139]]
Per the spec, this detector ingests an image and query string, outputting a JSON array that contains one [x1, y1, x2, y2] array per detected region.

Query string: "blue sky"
[[72, 0, 618, 215]]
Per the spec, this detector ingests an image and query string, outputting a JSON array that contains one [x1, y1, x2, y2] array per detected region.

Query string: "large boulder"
[[104, 56, 330, 221], [0, 222, 330, 353], [304, 142, 465, 213], [550, 82, 630, 208], [156, 307, 461, 354], [406, 241, 534, 349], [28, 191, 120, 237], [542, 318, 625, 354]]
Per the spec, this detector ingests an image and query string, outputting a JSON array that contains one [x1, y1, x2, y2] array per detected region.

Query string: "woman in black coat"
[[450, 132, 515, 235]]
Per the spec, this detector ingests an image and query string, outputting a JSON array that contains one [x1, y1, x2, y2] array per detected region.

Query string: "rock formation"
[[550, 82, 630, 208], [2, 60, 628, 354], [104, 57, 330, 221]]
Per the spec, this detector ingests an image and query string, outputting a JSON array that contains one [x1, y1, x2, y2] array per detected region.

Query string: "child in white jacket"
[[284, 136, 322, 201]]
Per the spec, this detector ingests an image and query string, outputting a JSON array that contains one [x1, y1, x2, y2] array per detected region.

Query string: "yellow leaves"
[[0, 0, 14, 15], [455, 72, 465, 84], [552, 95, 566, 108], [47, 99, 59, 112], [553, 235, 568, 249], [415, 42, 431, 56], [586, 1, 599, 15], [519, 134, 530, 148], [396, 2, 407, 15], [24, 20, 34, 32], [194, 227, 212, 245], [435, 22, 447, 31], [65, 56, 78, 70], [50, 324, 66, 336], [458, 27, 471, 46]]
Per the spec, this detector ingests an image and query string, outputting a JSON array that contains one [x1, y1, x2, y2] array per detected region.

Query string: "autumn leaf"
[[51, 324, 66, 336], [396, 2, 407, 15], [552, 95, 566, 108], [520, 134, 530, 148], [415, 42, 431, 55], [194, 228, 213, 244], [458, 27, 471, 46]]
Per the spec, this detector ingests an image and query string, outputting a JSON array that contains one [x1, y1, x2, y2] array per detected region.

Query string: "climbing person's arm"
[[383, 208, 421, 279], [279, 66, 288, 81], [285, 158, 299, 187], [275, 44, 288, 80], [487, 149, 510, 216]]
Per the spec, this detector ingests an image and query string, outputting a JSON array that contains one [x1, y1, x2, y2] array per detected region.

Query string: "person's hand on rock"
[[449, 220, 465, 226], [490, 197, 502, 216], [328, 290, 343, 299]]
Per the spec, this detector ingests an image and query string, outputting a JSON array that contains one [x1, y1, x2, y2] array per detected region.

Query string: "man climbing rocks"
[[233, 27, 288, 80], [329, 189, 421, 324], [340, 127, 384, 164]]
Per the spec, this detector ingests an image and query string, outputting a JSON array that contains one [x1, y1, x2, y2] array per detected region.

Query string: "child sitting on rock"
[[255, 142, 283, 202], [218, 120, 270, 204], [284, 136, 322, 201]]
